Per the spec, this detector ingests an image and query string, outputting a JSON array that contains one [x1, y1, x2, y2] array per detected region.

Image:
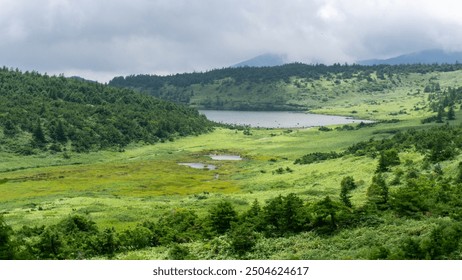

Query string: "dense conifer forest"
[[0, 67, 213, 154]]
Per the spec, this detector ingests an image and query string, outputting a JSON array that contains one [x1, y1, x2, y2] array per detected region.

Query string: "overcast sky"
[[1, 0, 462, 82]]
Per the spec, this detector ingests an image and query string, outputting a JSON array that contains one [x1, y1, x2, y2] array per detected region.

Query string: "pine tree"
[[54, 120, 67, 143], [340, 176, 357, 208], [367, 173, 389, 209], [436, 106, 445, 123], [208, 201, 237, 235], [376, 149, 400, 173], [32, 120, 47, 147], [2, 119, 17, 137], [447, 105, 456, 120], [455, 162, 462, 184]]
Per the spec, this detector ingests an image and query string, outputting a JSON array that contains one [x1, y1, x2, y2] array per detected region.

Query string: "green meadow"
[[3, 65, 462, 259], [1, 109, 458, 226], [0, 127, 373, 228]]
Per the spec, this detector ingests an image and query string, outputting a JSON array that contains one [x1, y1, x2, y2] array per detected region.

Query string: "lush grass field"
[[1, 110, 454, 231]]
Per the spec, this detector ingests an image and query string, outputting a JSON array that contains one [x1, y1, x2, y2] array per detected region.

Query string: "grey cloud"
[[1, 0, 462, 82]]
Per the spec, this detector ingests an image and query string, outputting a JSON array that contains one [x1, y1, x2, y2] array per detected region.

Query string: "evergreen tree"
[[54, 120, 67, 143], [262, 194, 309, 236], [208, 201, 237, 235], [0, 216, 14, 260], [436, 106, 445, 123], [241, 199, 263, 230], [229, 221, 258, 256], [32, 120, 47, 147], [367, 173, 389, 208], [391, 177, 431, 217], [2, 119, 17, 137], [376, 149, 400, 173], [155, 209, 201, 244], [340, 176, 357, 208], [312, 196, 340, 233], [426, 131, 457, 163], [455, 162, 462, 184], [447, 105, 456, 120]]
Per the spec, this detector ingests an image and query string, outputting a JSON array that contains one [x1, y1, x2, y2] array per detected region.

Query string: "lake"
[[200, 110, 371, 128]]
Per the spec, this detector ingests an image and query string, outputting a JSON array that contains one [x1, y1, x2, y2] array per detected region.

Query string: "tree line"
[[108, 63, 462, 109], [110, 63, 462, 90]]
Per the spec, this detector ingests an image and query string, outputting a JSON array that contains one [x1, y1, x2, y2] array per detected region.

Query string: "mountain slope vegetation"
[[109, 63, 462, 111], [0, 67, 213, 154]]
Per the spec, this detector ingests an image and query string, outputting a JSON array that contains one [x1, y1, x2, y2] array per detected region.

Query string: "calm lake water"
[[200, 110, 370, 128]]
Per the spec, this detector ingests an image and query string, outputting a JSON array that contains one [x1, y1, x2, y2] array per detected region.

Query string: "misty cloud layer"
[[1, 0, 462, 82]]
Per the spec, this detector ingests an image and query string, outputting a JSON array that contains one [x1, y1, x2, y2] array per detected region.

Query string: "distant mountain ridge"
[[358, 49, 462, 65], [232, 53, 287, 67]]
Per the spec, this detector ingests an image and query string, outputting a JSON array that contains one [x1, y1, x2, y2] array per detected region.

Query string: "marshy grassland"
[[3, 66, 462, 259]]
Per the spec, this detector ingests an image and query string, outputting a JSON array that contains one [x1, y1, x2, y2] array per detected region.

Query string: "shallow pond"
[[178, 163, 217, 170], [209, 154, 242, 161]]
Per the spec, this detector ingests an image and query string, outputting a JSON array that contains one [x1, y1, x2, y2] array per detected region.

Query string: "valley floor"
[[2, 109, 462, 259]]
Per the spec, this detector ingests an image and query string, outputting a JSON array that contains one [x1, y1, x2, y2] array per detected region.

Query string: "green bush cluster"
[[297, 124, 462, 165], [0, 193, 356, 260]]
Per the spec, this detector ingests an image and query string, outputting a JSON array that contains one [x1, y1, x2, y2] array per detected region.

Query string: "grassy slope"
[[2, 69, 462, 259], [147, 69, 462, 113]]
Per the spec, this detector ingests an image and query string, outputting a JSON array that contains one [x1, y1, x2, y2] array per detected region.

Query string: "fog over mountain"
[[358, 49, 462, 65], [232, 54, 287, 68]]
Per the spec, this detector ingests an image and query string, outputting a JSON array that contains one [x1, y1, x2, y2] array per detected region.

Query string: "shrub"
[[0, 216, 14, 259], [262, 194, 310, 236], [119, 226, 153, 250], [229, 222, 259, 256], [207, 201, 238, 235], [156, 209, 202, 244]]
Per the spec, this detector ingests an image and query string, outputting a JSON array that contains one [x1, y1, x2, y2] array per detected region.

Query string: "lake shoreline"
[[199, 109, 373, 129]]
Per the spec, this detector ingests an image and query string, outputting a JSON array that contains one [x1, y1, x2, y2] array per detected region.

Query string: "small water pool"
[[209, 154, 243, 161], [178, 163, 217, 170]]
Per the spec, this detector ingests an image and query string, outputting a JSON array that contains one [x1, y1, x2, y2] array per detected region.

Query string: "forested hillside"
[[0, 67, 213, 154], [109, 63, 462, 111]]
